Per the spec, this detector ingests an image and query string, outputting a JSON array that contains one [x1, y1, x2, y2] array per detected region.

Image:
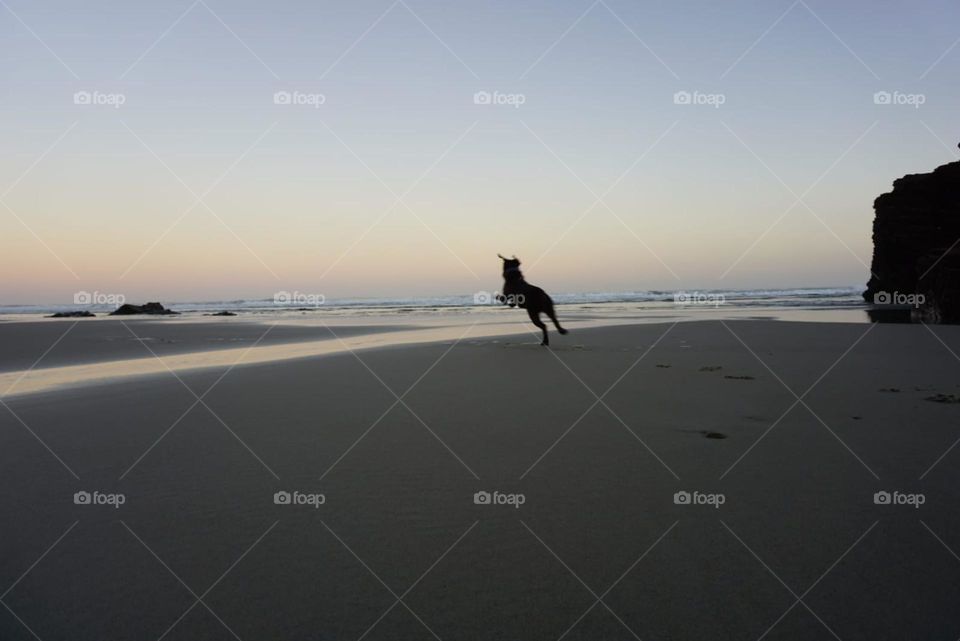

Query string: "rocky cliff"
[[864, 157, 960, 323]]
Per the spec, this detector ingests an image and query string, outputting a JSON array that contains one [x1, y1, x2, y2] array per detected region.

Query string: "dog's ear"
[[497, 253, 508, 261], [513, 255, 520, 264]]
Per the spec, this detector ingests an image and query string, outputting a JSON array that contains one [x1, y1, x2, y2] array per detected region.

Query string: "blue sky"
[[1, 0, 958, 302]]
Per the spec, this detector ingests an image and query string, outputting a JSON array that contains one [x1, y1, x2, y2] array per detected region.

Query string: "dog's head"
[[497, 254, 521, 275]]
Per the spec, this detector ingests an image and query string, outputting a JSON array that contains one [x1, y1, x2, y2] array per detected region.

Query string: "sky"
[[1, 0, 958, 304]]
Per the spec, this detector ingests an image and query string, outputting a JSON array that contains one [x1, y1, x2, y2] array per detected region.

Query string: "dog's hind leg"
[[527, 308, 549, 346], [545, 301, 568, 335]]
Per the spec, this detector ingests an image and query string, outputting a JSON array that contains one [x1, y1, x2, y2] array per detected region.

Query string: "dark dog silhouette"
[[496, 254, 567, 346]]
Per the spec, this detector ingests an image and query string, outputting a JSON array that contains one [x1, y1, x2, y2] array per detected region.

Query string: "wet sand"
[[0, 305, 868, 397], [0, 318, 418, 373]]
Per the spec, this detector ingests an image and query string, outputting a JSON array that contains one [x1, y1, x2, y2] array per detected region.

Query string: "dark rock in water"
[[109, 302, 179, 316], [865, 157, 960, 323], [205, 311, 237, 316], [47, 311, 95, 318]]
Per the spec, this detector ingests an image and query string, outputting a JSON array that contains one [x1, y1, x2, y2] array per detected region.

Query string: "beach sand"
[[2, 319, 959, 640]]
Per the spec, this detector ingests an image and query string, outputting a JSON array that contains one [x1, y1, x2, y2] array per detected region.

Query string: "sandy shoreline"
[[0, 305, 870, 398], [2, 319, 960, 639]]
